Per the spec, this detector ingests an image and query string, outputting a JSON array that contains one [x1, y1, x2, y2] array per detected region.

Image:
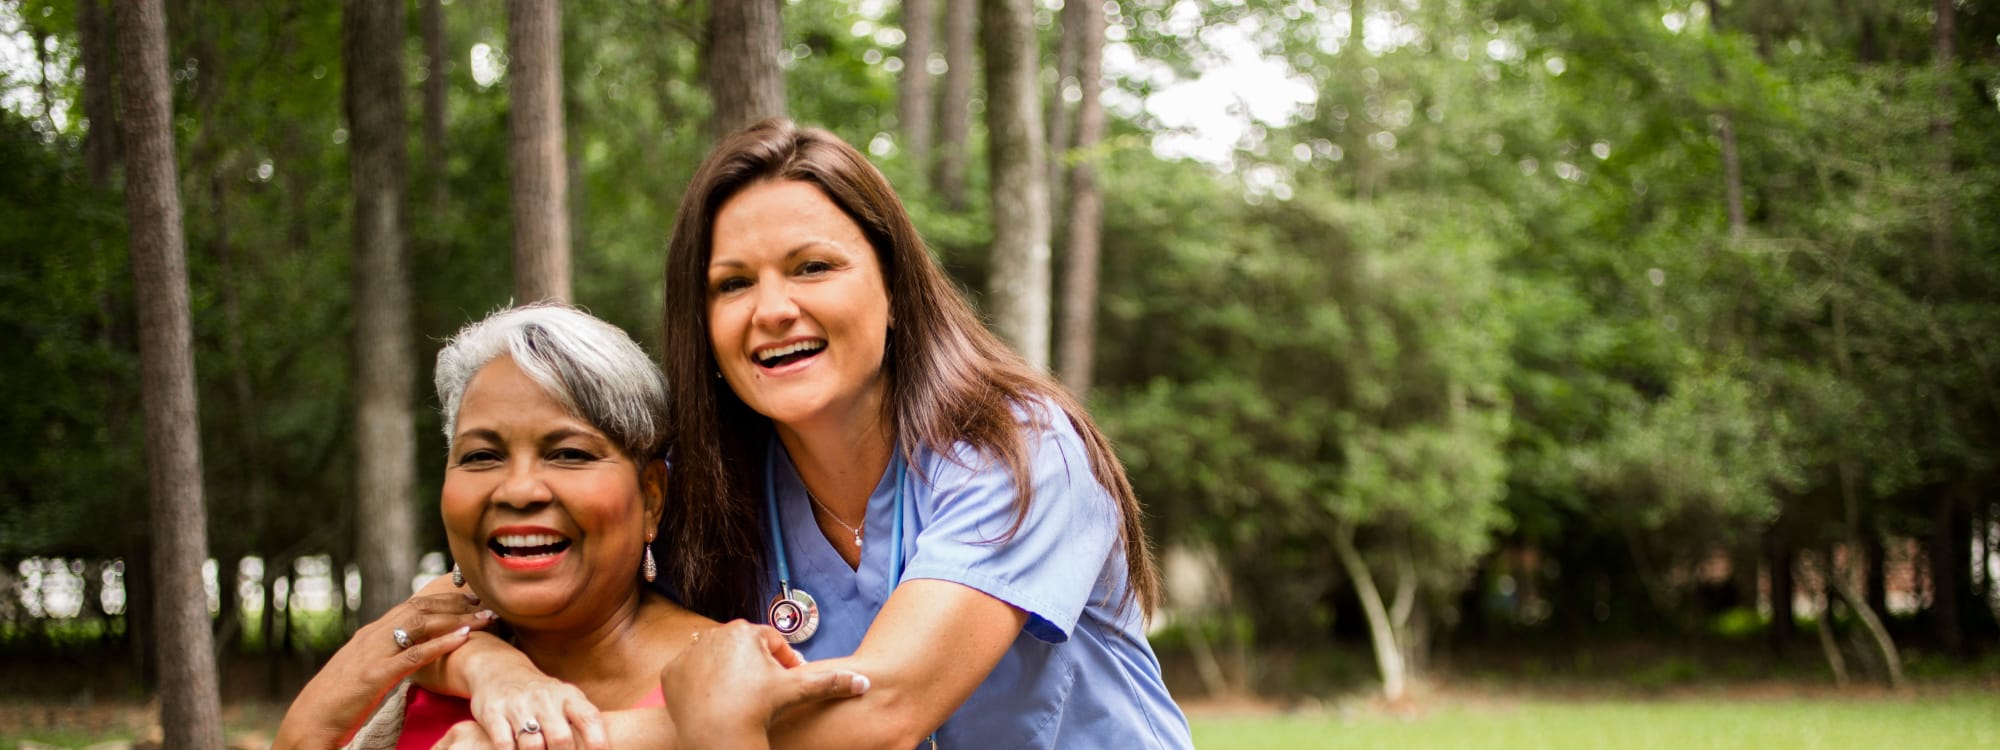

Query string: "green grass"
[[1191, 692, 2000, 750], [5, 691, 1995, 749]]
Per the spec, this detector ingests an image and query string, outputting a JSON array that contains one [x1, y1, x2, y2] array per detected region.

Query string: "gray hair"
[[435, 304, 668, 461]]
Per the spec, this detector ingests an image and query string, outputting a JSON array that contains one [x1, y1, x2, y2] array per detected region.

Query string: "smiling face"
[[706, 179, 893, 434], [440, 355, 663, 627]]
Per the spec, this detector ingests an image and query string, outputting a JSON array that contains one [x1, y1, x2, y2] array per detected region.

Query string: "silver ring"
[[520, 718, 541, 736], [392, 628, 413, 650]]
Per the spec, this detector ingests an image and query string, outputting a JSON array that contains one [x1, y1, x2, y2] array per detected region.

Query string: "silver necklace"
[[805, 489, 865, 549]]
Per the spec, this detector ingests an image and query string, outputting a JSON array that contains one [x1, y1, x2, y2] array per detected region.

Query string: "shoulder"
[[920, 395, 1091, 486]]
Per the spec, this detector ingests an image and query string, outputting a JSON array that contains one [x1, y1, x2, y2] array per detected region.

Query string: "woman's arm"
[[772, 581, 1026, 748], [272, 591, 493, 750], [406, 575, 611, 750], [432, 629, 869, 750], [661, 621, 877, 750], [658, 581, 1025, 750]]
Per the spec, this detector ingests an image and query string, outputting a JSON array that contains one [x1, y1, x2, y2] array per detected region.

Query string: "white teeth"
[[755, 340, 826, 364], [495, 534, 566, 548]]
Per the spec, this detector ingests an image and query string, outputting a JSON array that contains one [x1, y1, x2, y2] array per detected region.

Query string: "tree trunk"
[[1864, 521, 1887, 618], [78, 0, 120, 187], [1767, 526, 1794, 655], [1705, 0, 1746, 240], [1046, 0, 1080, 219], [981, 0, 1052, 369], [898, 0, 936, 179], [1930, 489, 1966, 657], [125, 539, 157, 684], [933, 0, 975, 210], [1055, 0, 1105, 394], [116, 1, 225, 744], [1828, 545, 1906, 686], [705, 0, 787, 137], [509, 0, 572, 303], [1813, 564, 1850, 688], [215, 554, 242, 655], [1332, 520, 1408, 702], [261, 553, 283, 694], [345, 0, 420, 623], [422, 0, 448, 218], [1930, 0, 1954, 289], [1716, 113, 1747, 239]]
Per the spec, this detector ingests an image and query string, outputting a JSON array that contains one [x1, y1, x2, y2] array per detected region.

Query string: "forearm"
[[413, 630, 531, 697], [763, 656, 926, 750], [273, 674, 399, 750]]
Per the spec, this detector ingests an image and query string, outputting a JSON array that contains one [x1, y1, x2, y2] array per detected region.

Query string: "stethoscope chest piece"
[[768, 585, 820, 644]]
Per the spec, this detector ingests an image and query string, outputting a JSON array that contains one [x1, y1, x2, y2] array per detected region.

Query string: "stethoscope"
[[763, 441, 910, 646], [761, 442, 943, 750]]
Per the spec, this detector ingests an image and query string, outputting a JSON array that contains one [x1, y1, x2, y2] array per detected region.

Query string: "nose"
[[749, 275, 800, 331], [492, 461, 553, 509]]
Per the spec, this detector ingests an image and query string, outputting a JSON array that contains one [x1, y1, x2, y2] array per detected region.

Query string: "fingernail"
[[852, 675, 870, 694], [479, 609, 496, 620], [454, 626, 471, 637]]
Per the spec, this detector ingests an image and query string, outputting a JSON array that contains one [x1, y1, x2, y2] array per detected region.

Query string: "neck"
[[511, 589, 678, 706], [774, 410, 893, 519]]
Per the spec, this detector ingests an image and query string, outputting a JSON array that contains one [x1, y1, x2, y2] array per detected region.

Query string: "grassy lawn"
[[1191, 692, 2000, 750], [4, 689, 1995, 748]]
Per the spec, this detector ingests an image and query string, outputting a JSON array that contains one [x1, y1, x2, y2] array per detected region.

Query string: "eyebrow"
[[708, 241, 844, 272], [451, 425, 607, 449]]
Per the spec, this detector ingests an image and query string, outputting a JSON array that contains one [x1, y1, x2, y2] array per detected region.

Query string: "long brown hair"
[[658, 118, 1159, 621]]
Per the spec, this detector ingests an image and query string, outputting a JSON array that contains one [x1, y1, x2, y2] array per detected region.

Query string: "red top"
[[395, 684, 667, 750]]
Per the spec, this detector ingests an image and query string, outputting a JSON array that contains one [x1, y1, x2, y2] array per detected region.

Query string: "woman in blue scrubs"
[[422, 119, 1192, 749]]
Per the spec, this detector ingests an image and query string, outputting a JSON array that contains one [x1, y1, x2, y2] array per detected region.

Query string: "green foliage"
[[4, 0, 1997, 674], [0, 111, 143, 560]]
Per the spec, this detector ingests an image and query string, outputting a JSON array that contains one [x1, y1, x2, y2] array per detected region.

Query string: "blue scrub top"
[[763, 404, 1194, 749]]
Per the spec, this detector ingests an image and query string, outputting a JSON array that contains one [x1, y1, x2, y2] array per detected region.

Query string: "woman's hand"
[[661, 621, 871, 749], [274, 591, 495, 750], [460, 660, 608, 750]]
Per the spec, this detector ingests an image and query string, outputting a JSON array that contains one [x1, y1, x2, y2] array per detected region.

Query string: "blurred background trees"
[[0, 0, 1995, 702]]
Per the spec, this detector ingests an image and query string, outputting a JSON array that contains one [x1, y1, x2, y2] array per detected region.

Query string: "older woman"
[[431, 122, 1193, 749], [274, 304, 864, 750]]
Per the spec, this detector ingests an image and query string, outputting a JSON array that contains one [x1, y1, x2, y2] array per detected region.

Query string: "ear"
[[641, 457, 668, 533]]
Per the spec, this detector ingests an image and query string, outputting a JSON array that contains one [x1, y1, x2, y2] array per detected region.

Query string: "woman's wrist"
[[421, 629, 531, 697]]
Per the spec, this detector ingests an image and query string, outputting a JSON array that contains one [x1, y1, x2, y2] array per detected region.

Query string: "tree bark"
[[981, 0, 1051, 369], [898, 0, 936, 179], [1930, 0, 1954, 290], [345, 0, 420, 623], [1716, 113, 1747, 239], [1056, 0, 1105, 394], [1828, 545, 1906, 686], [705, 0, 787, 137], [509, 0, 572, 303], [934, 0, 975, 210], [1930, 488, 1966, 657], [1864, 520, 1887, 618], [1767, 525, 1794, 655], [1813, 573, 1850, 688], [423, 0, 449, 218], [1046, 0, 1080, 218], [78, 0, 120, 188], [116, 1, 225, 744], [1705, 0, 1747, 240], [1332, 520, 1408, 702]]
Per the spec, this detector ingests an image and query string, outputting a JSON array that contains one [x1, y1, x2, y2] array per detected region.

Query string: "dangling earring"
[[642, 535, 658, 583], [450, 563, 465, 588]]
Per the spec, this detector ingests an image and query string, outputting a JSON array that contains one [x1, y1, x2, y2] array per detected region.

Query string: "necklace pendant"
[[854, 532, 863, 549]]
